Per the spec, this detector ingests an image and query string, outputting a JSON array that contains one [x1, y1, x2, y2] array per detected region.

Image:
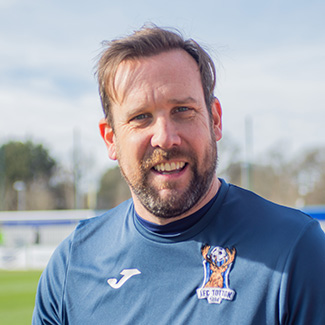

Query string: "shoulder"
[[225, 183, 313, 226], [70, 199, 134, 247], [40, 199, 133, 286], [220, 182, 325, 254], [77, 199, 133, 231], [32, 199, 134, 323]]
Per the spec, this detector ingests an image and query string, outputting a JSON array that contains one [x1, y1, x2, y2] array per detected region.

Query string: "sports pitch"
[[0, 270, 42, 325]]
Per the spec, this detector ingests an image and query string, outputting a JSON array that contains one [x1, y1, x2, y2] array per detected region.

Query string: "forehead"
[[112, 50, 203, 105]]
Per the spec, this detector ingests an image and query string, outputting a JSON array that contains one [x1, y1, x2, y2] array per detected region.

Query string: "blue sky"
[[1, 0, 325, 188]]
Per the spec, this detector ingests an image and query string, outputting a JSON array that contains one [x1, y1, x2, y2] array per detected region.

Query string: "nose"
[[150, 117, 181, 149]]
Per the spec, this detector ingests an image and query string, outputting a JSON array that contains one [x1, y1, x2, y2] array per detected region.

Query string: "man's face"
[[101, 50, 222, 219]]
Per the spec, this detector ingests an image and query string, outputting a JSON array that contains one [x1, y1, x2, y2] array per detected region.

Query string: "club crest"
[[197, 245, 236, 304]]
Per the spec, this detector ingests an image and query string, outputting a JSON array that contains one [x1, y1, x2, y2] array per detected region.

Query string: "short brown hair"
[[96, 25, 216, 126]]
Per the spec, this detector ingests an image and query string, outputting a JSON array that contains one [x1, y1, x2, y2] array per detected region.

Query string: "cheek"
[[118, 132, 149, 165], [186, 126, 212, 151], [190, 128, 216, 165]]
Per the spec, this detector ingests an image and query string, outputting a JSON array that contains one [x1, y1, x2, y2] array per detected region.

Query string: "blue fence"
[[302, 206, 325, 220]]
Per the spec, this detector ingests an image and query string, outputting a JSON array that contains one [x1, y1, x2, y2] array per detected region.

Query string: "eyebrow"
[[167, 97, 198, 105], [125, 96, 200, 119]]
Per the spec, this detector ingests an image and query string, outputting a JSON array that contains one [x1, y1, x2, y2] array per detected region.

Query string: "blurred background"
[[0, 0, 324, 323]]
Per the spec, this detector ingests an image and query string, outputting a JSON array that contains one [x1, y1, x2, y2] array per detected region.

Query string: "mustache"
[[141, 148, 188, 170]]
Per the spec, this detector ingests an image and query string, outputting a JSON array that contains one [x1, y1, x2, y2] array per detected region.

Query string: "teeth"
[[154, 162, 185, 172]]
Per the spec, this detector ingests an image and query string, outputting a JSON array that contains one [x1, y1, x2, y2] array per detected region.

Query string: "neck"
[[132, 176, 221, 225]]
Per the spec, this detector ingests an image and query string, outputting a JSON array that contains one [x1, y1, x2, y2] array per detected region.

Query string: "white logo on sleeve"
[[107, 269, 141, 289]]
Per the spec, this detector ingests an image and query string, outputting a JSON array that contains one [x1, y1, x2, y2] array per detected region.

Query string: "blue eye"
[[132, 113, 150, 121], [129, 113, 152, 126], [175, 107, 189, 113], [135, 114, 145, 120]]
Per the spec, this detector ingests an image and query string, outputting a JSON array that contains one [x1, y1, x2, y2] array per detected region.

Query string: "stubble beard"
[[117, 136, 218, 219]]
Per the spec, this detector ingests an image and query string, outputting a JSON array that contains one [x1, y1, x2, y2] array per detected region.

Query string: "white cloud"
[[216, 42, 325, 161]]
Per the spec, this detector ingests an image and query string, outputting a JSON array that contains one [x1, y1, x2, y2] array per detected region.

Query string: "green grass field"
[[0, 270, 42, 325]]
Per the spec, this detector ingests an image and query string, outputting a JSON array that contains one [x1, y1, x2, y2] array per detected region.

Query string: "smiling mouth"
[[153, 162, 186, 173]]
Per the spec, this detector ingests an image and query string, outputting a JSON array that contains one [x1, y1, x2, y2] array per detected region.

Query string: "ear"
[[99, 118, 117, 160], [211, 97, 222, 141]]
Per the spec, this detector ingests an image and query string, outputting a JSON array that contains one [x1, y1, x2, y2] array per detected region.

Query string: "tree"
[[0, 140, 57, 210], [219, 141, 325, 207], [293, 147, 325, 206], [48, 166, 75, 210], [0, 141, 55, 182], [96, 166, 131, 210]]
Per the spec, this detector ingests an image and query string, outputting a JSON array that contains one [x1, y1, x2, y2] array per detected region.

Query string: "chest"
[[63, 240, 281, 324]]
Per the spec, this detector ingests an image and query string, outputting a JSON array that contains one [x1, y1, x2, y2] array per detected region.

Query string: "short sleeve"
[[32, 233, 73, 325], [280, 220, 325, 324]]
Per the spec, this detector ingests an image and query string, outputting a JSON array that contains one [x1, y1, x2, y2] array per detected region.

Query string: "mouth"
[[153, 161, 187, 174]]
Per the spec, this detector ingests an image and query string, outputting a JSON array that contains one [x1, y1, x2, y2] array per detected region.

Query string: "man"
[[33, 26, 325, 324]]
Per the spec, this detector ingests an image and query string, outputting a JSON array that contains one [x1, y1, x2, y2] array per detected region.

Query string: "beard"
[[118, 133, 218, 219]]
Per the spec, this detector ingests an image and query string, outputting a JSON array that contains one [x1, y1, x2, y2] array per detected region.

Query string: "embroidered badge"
[[197, 245, 236, 304]]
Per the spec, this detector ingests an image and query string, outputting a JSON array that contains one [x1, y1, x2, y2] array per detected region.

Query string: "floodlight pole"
[[13, 180, 26, 210], [242, 116, 253, 190]]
